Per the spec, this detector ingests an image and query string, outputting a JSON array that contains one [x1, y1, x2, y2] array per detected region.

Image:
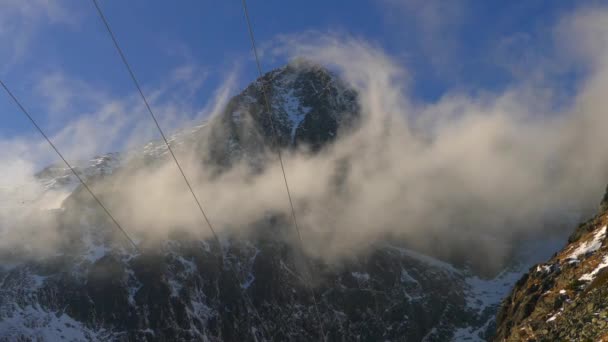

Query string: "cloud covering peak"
[[2, 5, 608, 274]]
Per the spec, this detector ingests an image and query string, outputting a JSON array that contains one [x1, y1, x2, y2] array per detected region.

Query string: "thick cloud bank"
[[2, 6, 608, 271]]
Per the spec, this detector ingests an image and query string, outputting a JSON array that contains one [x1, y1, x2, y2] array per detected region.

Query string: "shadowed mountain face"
[[0, 62, 506, 341], [206, 60, 359, 168]]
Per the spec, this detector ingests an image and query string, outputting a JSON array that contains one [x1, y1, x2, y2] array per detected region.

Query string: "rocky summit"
[[1, 62, 538, 341], [206, 59, 359, 168]]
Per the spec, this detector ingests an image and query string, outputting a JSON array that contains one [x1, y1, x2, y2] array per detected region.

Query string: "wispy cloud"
[[0, 60, 235, 258], [0, 0, 80, 72], [1, 59, 230, 180], [3, 3, 608, 275]]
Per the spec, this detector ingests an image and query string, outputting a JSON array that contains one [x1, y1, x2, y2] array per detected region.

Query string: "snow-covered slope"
[[36, 153, 122, 192]]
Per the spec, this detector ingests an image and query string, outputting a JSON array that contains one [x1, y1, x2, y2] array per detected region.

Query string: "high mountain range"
[[0, 60, 605, 341]]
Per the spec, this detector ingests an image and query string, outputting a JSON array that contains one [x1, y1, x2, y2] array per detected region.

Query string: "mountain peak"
[[206, 61, 359, 166]]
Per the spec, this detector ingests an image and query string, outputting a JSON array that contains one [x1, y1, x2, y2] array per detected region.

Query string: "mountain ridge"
[[0, 61, 528, 341], [495, 187, 608, 341]]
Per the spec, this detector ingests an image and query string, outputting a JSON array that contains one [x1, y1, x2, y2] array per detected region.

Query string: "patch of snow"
[[125, 268, 142, 306], [189, 289, 214, 321], [400, 268, 419, 284], [535, 265, 552, 273], [176, 256, 197, 275], [239, 246, 260, 289], [0, 305, 112, 341], [567, 226, 606, 260], [402, 290, 423, 302], [140, 328, 155, 335], [84, 243, 110, 264], [579, 254, 608, 282], [280, 89, 311, 143], [168, 279, 183, 297], [351, 272, 370, 282], [29, 274, 47, 289], [546, 313, 559, 322], [465, 270, 523, 314]]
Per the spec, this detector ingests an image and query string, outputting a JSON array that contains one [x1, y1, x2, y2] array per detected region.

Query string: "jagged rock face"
[[206, 60, 359, 167], [35, 153, 122, 191], [495, 189, 608, 341], [0, 225, 476, 341], [0, 62, 507, 341]]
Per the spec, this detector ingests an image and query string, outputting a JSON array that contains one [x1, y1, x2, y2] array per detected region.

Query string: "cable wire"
[[0, 80, 139, 252], [90, 0, 220, 246], [90, 1, 272, 339], [240, 1, 327, 340]]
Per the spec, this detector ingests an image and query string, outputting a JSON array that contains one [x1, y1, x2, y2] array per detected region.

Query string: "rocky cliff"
[[495, 189, 608, 341]]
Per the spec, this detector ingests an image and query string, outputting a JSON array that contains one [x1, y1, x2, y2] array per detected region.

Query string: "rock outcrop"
[[495, 187, 608, 341]]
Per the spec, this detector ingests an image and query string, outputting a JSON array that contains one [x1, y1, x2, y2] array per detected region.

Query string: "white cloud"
[[25, 62, 227, 162], [556, 5, 608, 69], [3, 4, 608, 274], [0, 61, 235, 258]]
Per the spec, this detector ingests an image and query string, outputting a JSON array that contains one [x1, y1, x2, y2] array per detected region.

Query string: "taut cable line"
[[0, 79, 139, 252], [240, 0, 327, 340], [90, 0, 220, 247], [90, 1, 272, 338]]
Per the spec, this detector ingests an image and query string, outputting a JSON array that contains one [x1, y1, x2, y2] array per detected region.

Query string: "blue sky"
[[2, 0, 608, 259], [0, 0, 584, 146]]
